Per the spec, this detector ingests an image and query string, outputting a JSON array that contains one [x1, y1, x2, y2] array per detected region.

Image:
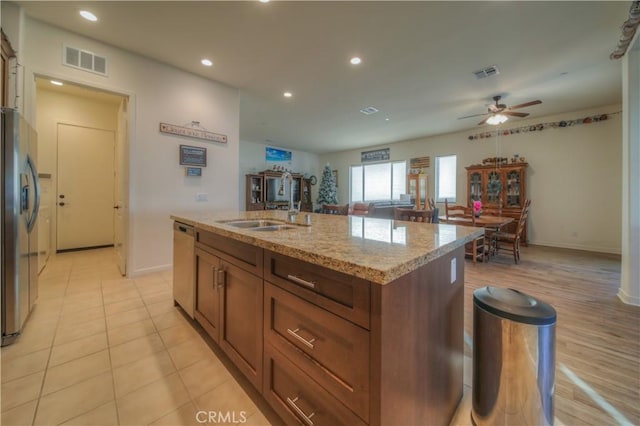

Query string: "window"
[[435, 155, 457, 202], [350, 161, 406, 202]]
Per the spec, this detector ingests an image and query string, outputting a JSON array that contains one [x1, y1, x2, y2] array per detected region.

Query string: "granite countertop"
[[171, 210, 483, 285]]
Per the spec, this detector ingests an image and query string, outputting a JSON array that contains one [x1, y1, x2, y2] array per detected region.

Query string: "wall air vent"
[[473, 65, 500, 79], [360, 106, 379, 115], [63, 45, 108, 76]]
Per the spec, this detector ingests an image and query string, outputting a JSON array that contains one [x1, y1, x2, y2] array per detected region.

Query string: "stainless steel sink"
[[252, 225, 296, 232], [217, 219, 295, 231], [218, 219, 285, 228]]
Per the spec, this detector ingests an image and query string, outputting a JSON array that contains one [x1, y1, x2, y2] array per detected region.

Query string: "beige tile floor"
[[1, 247, 476, 426], [0, 248, 275, 426]]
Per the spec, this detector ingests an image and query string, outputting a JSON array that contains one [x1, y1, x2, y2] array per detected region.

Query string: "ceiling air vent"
[[63, 45, 108, 76], [360, 106, 379, 115], [473, 65, 499, 80]]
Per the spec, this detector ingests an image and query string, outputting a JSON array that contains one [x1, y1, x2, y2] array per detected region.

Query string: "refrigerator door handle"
[[20, 173, 29, 213], [26, 154, 40, 233]]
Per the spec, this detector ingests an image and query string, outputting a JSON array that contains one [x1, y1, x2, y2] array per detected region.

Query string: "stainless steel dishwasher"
[[173, 221, 195, 318]]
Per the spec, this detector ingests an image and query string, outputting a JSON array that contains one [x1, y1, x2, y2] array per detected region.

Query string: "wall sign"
[[185, 167, 202, 177], [361, 148, 390, 163], [180, 145, 207, 167], [410, 156, 430, 169], [160, 122, 227, 143]]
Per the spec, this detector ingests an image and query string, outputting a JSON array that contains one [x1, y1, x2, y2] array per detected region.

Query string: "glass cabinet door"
[[505, 170, 522, 207], [469, 172, 482, 202], [486, 170, 502, 206], [407, 174, 428, 209]]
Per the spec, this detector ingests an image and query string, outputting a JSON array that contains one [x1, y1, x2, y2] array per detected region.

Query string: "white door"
[[114, 98, 128, 274], [57, 124, 115, 251]]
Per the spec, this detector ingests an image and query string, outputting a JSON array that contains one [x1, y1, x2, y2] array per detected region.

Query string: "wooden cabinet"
[[466, 163, 528, 242], [195, 248, 222, 342], [191, 228, 465, 426], [194, 230, 263, 389], [246, 174, 264, 211], [407, 174, 428, 209], [245, 172, 313, 212]]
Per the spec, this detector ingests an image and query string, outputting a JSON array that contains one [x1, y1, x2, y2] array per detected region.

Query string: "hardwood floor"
[[463, 245, 639, 426]]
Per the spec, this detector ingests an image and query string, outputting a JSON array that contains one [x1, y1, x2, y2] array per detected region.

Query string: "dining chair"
[[444, 199, 471, 219], [445, 199, 486, 263], [394, 208, 434, 223], [492, 199, 531, 264], [321, 203, 349, 215]]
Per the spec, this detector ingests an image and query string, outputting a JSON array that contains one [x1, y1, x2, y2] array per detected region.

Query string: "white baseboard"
[[129, 264, 172, 278], [618, 288, 640, 306], [529, 240, 621, 255]]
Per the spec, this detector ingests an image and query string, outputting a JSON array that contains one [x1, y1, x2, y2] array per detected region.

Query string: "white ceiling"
[[18, 1, 630, 153]]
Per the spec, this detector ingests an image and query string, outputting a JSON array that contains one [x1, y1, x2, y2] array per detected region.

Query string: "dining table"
[[439, 215, 514, 230], [438, 215, 515, 262]]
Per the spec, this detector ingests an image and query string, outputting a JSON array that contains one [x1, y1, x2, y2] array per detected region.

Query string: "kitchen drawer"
[[264, 251, 370, 329], [265, 282, 369, 422], [264, 343, 367, 426], [196, 229, 263, 277]]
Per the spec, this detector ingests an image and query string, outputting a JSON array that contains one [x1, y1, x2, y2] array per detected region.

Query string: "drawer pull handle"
[[286, 396, 315, 426], [287, 328, 316, 349], [287, 274, 316, 289]]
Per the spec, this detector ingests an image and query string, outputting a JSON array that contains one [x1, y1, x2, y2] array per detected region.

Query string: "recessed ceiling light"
[[350, 57, 362, 65], [283, 92, 292, 98], [385, 118, 390, 121], [259, 0, 270, 3], [201, 59, 213, 67], [50, 80, 63, 86], [79, 10, 98, 22]]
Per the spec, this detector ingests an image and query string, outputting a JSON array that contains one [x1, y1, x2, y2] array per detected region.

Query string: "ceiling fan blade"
[[478, 117, 490, 125], [509, 100, 542, 110], [458, 112, 489, 120], [503, 111, 529, 118]]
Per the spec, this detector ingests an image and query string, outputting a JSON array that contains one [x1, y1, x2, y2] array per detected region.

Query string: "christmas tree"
[[317, 163, 338, 206]]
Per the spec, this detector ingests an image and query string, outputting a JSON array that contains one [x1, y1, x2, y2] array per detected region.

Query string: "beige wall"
[[22, 17, 241, 275], [321, 104, 623, 254], [36, 87, 120, 253]]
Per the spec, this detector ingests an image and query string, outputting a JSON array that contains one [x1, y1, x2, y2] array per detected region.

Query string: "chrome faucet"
[[278, 171, 300, 221]]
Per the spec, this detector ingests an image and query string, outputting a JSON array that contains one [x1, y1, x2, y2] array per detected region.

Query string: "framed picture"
[[185, 167, 202, 177], [179, 145, 207, 167], [332, 170, 338, 187]]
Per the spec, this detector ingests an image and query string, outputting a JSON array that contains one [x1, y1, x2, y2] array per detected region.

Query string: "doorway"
[[35, 78, 129, 275]]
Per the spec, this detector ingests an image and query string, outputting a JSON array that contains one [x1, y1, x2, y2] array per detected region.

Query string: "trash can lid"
[[473, 287, 556, 325]]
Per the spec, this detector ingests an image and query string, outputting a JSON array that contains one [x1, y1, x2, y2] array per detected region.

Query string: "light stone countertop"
[[171, 210, 483, 285]]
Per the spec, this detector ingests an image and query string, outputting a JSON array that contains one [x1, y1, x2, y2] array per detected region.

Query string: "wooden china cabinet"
[[466, 162, 529, 243], [245, 172, 312, 212], [407, 173, 429, 209]]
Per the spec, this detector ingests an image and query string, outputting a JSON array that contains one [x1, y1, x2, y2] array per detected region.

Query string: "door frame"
[[33, 73, 134, 277]]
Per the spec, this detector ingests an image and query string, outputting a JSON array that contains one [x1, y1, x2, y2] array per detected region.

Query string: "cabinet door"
[[469, 171, 483, 204], [195, 248, 222, 343], [219, 260, 263, 389], [485, 170, 502, 207], [505, 169, 523, 208]]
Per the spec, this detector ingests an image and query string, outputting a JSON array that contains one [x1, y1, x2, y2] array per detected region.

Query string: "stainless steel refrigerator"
[[2, 108, 40, 346]]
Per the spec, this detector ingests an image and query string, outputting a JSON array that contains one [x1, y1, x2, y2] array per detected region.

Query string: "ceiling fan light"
[[487, 114, 508, 125]]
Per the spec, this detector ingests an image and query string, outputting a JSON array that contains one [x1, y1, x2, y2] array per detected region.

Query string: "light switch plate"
[[196, 193, 208, 202], [450, 258, 456, 284]]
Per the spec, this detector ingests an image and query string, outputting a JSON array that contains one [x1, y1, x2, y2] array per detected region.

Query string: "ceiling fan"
[[459, 95, 542, 125]]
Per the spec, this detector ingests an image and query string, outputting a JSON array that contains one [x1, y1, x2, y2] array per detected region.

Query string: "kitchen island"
[[171, 210, 482, 426]]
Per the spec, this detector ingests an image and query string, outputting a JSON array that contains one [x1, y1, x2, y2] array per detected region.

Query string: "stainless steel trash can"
[[472, 287, 556, 426]]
